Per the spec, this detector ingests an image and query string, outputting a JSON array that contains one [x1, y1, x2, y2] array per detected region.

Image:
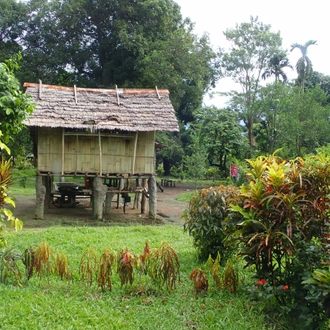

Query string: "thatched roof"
[[23, 82, 179, 132]]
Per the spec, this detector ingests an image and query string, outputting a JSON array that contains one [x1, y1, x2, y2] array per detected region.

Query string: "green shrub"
[[205, 167, 221, 181], [230, 153, 330, 327], [183, 184, 240, 261], [0, 135, 23, 247]]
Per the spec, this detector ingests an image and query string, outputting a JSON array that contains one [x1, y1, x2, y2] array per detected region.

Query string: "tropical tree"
[[0, 55, 34, 143], [0, 0, 27, 61], [305, 71, 330, 104], [254, 83, 293, 154], [219, 16, 283, 150], [290, 40, 317, 89], [279, 85, 330, 156], [8, 0, 218, 125], [156, 131, 184, 176], [195, 106, 248, 174], [261, 52, 293, 83]]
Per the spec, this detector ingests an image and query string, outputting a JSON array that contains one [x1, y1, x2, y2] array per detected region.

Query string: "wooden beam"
[[115, 84, 121, 105], [98, 130, 103, 175], [74, 85, 78, 104], [38, 80, 42, 100], [75, 135, 78, 172], [132, 131, 138, 174], [23, 82, 171, 95], [61, 128, 64, 175], [155, 86, 161, 100]]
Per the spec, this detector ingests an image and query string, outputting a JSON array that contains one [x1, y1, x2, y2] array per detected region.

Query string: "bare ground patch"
[[11, 184, 191, 228]]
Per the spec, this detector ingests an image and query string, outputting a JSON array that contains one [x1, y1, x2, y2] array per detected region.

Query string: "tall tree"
[[279, 86, 330, 156], [219, 16, 283, 149], [0, 0, 27, 61], [254, 83, 292, 154], [11, 0, 218, 125], [195, 106, 248, 174], [305, 71, 330, 103], [262, 51, 293, 83], [290, 40, 317, 89]]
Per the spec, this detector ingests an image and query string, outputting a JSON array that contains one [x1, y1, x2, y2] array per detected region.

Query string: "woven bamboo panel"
[[37, 128, 155, 174]]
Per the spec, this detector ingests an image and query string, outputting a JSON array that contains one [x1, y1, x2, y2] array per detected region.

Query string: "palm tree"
[[262, 52, 293, 83], [290, 40, 317, 88]]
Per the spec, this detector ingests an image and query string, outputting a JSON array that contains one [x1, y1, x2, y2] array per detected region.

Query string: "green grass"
[[176, 191, 196, 203], [10, 168, 36, 196], [0, 226, 279, 330]]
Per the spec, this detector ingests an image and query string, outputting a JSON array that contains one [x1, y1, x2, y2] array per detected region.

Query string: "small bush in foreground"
[[190, 268, 208, 295], [117, 248, 135, 286], [147, 241, 180, 291], [183, 184, 240, 261], [97, 249, 115, 291]]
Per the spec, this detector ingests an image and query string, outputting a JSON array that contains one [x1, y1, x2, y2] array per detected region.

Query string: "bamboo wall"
[[37, 127, 155, 175]]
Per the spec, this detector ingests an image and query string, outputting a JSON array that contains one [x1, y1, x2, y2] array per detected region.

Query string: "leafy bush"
[[229, 153, 330, 326], [0, 245, 22, 285], [190, 268, 208, 294], [117, 248, 135, 286], [183, 184, 240, 261], [0, 133, 23, 247], [98, 249, 115, 291], [147, 241, 180, 291], [205, 167, 221, 181]]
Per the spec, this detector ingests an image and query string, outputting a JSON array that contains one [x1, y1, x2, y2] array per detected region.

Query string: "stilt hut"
[[23, 82, 179, 220]]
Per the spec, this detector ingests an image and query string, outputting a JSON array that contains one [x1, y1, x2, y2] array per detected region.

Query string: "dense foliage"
[[183, 185, 240, 261], [184, 153, 330, 327], [0, 55, 34, 143], [0, 133, 23, 246], [1, 0, 218, 126], [1, 3, 330, 180]]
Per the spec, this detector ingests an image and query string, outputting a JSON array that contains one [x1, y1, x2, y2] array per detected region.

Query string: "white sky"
[[175, 0, 328, 107]]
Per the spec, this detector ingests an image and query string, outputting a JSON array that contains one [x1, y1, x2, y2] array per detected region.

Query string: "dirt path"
[[13, 184, 192, 228]]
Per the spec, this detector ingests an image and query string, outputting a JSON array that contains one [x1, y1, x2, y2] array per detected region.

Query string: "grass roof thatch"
[[23, 83, 179, 132]]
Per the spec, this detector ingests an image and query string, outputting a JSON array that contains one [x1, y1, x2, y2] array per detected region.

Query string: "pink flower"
[[257, 279, 266, 285], [283, 285, 289, 290]]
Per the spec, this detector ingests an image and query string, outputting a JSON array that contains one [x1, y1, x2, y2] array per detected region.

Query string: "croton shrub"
[[184, 152, 330, 326]]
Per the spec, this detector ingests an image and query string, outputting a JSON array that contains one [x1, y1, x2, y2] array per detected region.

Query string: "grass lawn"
[[1, 168, 285, 329], [0, 225, 277, 330]]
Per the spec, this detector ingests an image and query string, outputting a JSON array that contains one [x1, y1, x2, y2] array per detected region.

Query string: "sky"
[[175, 0, 328, 107]]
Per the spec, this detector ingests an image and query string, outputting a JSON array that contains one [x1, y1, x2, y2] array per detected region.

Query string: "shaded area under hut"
[[23, 82, 179, 220]]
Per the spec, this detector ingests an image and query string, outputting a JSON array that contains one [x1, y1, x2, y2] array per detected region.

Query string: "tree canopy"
[[291, 40, 317, 89], [219, 16, 283, 149], [2, 0, 218, 125], [1, 6, 329, 176]]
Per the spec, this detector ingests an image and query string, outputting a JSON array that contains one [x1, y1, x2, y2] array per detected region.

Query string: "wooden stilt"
[[35, 175, 46, 219], [148, 175, 157, 219]]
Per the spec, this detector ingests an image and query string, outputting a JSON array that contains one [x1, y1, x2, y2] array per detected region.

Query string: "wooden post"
[[92, 177, 107, 220], [141, 178, 147, 214], [98, 130, 102, 175], [148, 175, 157, 219], [61, 128, 65, 175], [117, 178, 124, 209], [132, 132, 138, 174], [43, 176, 52, 209], [35, 175, 46, 219], [104, 191, 115, 215], [133, 178, 141, 209]]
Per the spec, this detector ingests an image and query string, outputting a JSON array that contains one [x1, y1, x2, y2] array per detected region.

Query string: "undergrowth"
[[0, 225, 278, 330]]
